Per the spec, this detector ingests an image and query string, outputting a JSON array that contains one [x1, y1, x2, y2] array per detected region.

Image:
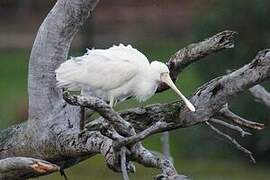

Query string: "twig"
[[219, 108, 264, 130], [131, 144, 181, 179], [121, 147, 129, 180], [210, 118, 251, 137], [60, 168, 68, 180], [115, 122, 169, 149], [250, 85, 270, 108], [99, 124, 122, 141], [205, 121, 256, 163], [161, 132, 173, 162]]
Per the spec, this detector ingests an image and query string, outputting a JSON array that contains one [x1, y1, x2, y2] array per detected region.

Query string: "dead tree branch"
[[250, 85, 270, 108], [218, 107, 264, 130], [161, 132, 173, 161], [63, 91, 136, 136], [0, 0, 269, 179], [210, 118, 251, 137], [158, 30, 236, 92], [0, 157, 59, 180], [205, 121, 256, 163], [120, 147, 129, 180], [115, 122, 169, 148]]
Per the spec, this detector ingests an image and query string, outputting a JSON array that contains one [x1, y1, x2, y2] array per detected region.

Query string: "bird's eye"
[[160, 72, 165, 77], [160, 72, 166, 76], [160, 72, 168, 76], [160, 72, 167, 80]]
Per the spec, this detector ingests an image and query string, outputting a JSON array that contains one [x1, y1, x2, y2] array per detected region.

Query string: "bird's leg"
[[80, 107, 85, 131], [109, 96, 115, 107], [114, 100, 118, 107]]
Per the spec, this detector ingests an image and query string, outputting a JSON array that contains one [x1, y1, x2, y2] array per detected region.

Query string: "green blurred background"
[[0, 0, 270, 179]]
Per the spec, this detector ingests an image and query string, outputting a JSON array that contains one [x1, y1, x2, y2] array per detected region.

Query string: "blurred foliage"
[[0, 0, 270, 179], [38, 156, 270, 180], [0, 49, 28, 127]]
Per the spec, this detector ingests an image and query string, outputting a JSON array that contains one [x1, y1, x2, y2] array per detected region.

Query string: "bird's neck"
[[134, 68, 159, 102]]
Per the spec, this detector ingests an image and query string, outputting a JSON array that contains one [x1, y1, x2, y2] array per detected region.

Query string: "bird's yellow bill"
[[161, 73, 196, 112]]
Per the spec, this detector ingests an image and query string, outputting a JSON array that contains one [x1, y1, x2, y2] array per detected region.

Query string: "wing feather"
[[55, 53, 139, 91], [87, 44, 149, 66]]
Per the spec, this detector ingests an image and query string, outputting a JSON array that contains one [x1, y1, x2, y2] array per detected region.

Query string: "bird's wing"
[[55, 53, 140, 91], [87, 44, 150, 66]]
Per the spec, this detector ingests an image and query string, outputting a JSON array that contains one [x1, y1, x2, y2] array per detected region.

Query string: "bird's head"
[[150, 61, 170, 78], [150, 61, 195, 112]]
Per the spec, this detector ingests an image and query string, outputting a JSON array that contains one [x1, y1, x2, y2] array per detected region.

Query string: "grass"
[[0, 49, 29, 128], [36, 157, 270, 180]]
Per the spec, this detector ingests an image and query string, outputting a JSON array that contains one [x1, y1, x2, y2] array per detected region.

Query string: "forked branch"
[[218, 107, 264, 130], [205, 121, 256, 163], [0, 0, 269, 178], [210, 118, 251, 137]]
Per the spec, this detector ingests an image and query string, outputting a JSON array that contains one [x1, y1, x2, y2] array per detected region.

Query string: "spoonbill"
[[55, 44, 195, 112]]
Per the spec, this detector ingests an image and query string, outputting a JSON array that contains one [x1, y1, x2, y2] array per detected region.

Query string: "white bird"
[[55, 44, 195, 112]]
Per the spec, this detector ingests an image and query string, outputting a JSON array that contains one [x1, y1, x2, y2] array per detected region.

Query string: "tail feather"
[[55, 59, 85, 91]]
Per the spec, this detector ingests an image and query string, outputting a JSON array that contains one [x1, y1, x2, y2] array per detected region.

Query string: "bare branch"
[[63, 91, 136, 137], [210, 118, 251, 137], [219, 108, 264, 130], [250, 85, 270, 108], [0, 16, 268, 179], [99, 124, 123, 141], [28, 0, 99, 120], [205, 121, 256, 163], [121, 147, 129, 180], [0, 157, 59, 180], [87, 49, 270, 137], [161, 132, 173, 162], [158, 30, 237, 92], [3, 0, 268, 178], [115, 122, 169, 148], [130, 144, 185, 179]]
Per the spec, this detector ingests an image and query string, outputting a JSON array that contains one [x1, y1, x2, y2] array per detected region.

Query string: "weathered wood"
[[0, 0, 268, 178], [88, 50, 270, 133], [28, 0, 99, 121], [250, 85, 270, 108], [158, 30, 236, 92], [0, 157, 59, 180]]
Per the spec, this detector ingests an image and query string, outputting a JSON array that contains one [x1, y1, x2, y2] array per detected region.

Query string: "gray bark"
[[161, 132, 172, 161], [250, 85, 270, 108], [0, 157, 59, 180], [0, 0, 268, 179]]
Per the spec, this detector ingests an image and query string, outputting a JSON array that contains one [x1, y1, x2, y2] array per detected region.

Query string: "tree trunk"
[[0, 0, 269, 179]]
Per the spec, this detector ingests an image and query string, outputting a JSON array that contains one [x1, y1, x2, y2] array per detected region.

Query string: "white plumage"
[[55, 44, 195, 111]]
